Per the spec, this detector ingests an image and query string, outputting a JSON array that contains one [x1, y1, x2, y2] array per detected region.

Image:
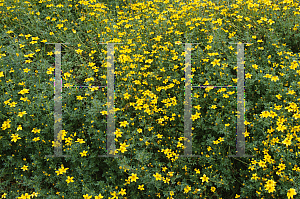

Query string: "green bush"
[[1, 0, 300, 198]]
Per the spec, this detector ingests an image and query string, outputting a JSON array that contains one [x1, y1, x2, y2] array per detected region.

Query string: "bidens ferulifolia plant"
[[0, 0, 300, 198]]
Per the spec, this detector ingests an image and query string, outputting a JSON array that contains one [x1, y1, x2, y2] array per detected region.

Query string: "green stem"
[[231, 157, 249, 166]]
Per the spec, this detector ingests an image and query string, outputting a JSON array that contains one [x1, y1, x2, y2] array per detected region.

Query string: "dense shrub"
[[1, 0, 300, 198]]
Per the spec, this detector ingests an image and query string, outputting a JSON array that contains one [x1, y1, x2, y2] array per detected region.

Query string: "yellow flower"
[[290, 61, 298, 70], [184, 185, 191, 193], [79, 16, 86, 21], [213, 140, 220, 144], [1, 119, 11, 130], [17, 125, 22, 131], [282, 138, 292, 146], [194, 168, 200, 174], [276, 94, 282, 99], [31, 128, 41, 134], [17, 111, 27, 117], [55, 165, 69, 175], [211, 59, 221, 67], [4, 99, 11, 105], [177, 142, 183, 148], [206, 45, 212, 50], [287, 90, 296, 95], [119, 142, 130, 152], [66, 176, 74, 183], [118, 146, 127, 153], [211, 105, 217, 109], [260, 111, 270, 118], [56, 24, 64, 29], [168, 172, 174, 177], [264, 179, 276, 193], [211, 187, 216, 192], [269, 111, 278, 118], [200, 174, 209, 183], [271, 75, 279, 82], [18, 88, 30, 95], [76, 96, 86, 100], [129, 173, 139, 182], [123, 93, 131, 100], [9, 102, 17, 107], [32, 137, 40, 142], [287, 188, 297, 199], [276, 124, 287, 133], [252, 64, 258, 69], [258, 160, 267, 168], [100, 110, 107, 115], [153, 172, 162, 181], [251, 173, 258, 181], [75, 49, 83, 54], [18, 193, 31, 198], [23, 68, 30, 73], [223, 94, 229, 98], [138, 185, 144, 191], [75, 138, 85, 144], [80, 150, 88, 157], [245, 73, 252, 79], [21, 165, 28, 171], [157, 118, 164, 124], [114, 129, 123, 138], [263, 74, 272, 78], [153, 35, 163, 42], [95, 194, 104, 199], [119, 120, 129, 127], [119, 188, 126, 196], [11, 134, 21, 142], [64, 72, 71, 78], [278, 163, 286, 171], [56, 4, 64, 8], [83, 194, 92, 199]]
